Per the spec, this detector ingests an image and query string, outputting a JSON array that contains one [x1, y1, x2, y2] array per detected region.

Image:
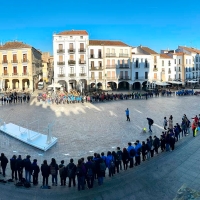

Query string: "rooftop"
[[160, 54, 173, 59], [140, 46, 158, 54], [0, 41, 32, 50], [179, 46, 200, 54], [89, 40, 129, 47], [57, 30, 88, 36]]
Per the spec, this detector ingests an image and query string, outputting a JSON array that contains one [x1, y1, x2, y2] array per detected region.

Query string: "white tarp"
[[155, 82, 170, 86], [48, 83, 62, 88], [187, 80, 198, 83], [167, 81, 183, 84]]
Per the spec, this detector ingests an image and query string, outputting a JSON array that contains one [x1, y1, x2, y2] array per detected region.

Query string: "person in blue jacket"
[[127, 142, 135, 168], [106, 151, 114, 177], [125, 108, 130, 121]]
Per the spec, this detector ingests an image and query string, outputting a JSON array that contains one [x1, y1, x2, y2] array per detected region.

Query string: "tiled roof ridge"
[[57, 30, 88, 35], [89, 40, 130, 47], [0, 41, 32, 50]]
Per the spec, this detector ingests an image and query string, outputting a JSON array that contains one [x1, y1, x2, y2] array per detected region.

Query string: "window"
[[107, 59, 110, 66], [107, 71, 111, 78], [80, 36, 83, 39], [174, 67, 176, 71], [59, 44, 63, 49], [13, 66, 17, 75], [70, 67, 74, 74], [80, 43, 84, 50], [99, 72, 102, 79], [112, 49, 115, 54], [106, 48, 110, 53], [59, 55, 63, 62], [145, 72, 148, 79], [98, 49, 102, 58], [179, 74, 181, 79], [174, 59, 176, 64], [69, 43, 73, 49], [120, 49, 123, 54], [168, 61, 171, 66], [145, 59, 148, 68], [23, 54, 27, 62], [3, 55, 7, 63], [112, 71, 115, 78], [112, 59, 115, 66], [13, 54, 17, 62], [90, 49, 94, 58], [91, 61, 94, 67], [59, 67, 64, 74], [136, 60, 139, 68], [162, 60, 164, 66], [23, 66, 27, 74], [179, 59, 181, 64], [80, 67, 84, 73], [125, 49, 128, 54], [186, 59, 188, 64], [189, 59, 191, 64], [80, 55, 84, 63], [70, 36, 73, 39], [154, 56, 157, 63], [91, 72, 94, 78], [135, 72, 138, 79], [98, 61, 102, 67], [3, 67, 7, 75]]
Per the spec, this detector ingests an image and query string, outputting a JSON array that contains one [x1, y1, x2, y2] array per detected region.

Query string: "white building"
[[53, 30, 89, 91]]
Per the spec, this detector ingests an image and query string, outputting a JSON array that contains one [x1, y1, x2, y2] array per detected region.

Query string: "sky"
[[0, 0, 200, 55]]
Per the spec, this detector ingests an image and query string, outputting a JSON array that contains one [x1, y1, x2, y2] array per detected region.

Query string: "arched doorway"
[[4, 79, 9, 90], [97, 82, 102, 89], [142, 81, 147, 90], [12, 79, 19, 89], [118, 81, 129, 90], [22, 79, 29, 90], [132, 82, 141, 90], [107, 82, 117, 90], [58, 80, 67, 91], [69, 80, 77, 91]]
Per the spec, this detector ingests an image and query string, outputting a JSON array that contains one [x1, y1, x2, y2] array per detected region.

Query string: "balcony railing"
[[90, 66, 103, 70], [119, 53, 129, 57], [12, 73, 18, 76], [2, 73, 9, 76], [153, 68, 158, 71], [79, 48, 86, 53], [22, 59, 29, 63], [58, 74, 65, 77], [106, 77, 117, 80], [106, 53, 116, 57], [2, 60, 8, 64], [90, 54, 94, 58], [57, 61, 65, 65], [22, 72, 29, 76], [118, 64, 129, 68], [79, 60, 86, 65], [11, 60, 18, 63], [69, 73, 76, 77], [119, 76, 130, 80], [57, 49, 65, 53], [135, 76, 147, 80], [68, 49, 75, 53], [79, 73, 87, 76], [106, 65, 115, 69], [68, 60, 76, 65], [90, 54, 102, 59]]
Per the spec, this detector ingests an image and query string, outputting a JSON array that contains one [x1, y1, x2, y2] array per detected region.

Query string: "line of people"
[[0, 113, 198, 191]]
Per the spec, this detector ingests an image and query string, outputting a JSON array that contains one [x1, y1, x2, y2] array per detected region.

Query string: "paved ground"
[[0, 94, 200, 199]]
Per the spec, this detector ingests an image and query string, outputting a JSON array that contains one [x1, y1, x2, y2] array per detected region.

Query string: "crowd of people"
[[0, 113, 199, 191], [0, 92, 31, 105]]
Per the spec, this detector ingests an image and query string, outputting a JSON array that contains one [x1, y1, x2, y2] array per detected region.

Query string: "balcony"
[[12, 73, 18, 76], [2, 60, 8, 64], [58, 74, 65, 77], [69, 73, 76, 77], [106, 53, 116, 57], [68, 60, 76, 65], [119, 53, 129, 57], [57, 61, 65, 65], [11, 60, 18, 63], [79, 48, 86, 53], [22, 59, 29, 63], [89, 76, 104, 81], [106, 65, 116, 69], [79, 60, 86, 65], [119, 76, 131, 80], [68, 49, 75, 53], [153, 68, 158, 71], [79, 73, 87, 76], [2, 73, 9, 76], [57, 49, 65, 53], [22, 72, 29, 76], [118, 64, 130, 68], [90, 66, 103, 70]]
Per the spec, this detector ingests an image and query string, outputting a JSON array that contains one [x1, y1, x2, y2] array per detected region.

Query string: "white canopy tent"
[[48, 83, 62, 88], [187, 80, 198, 83], [167, 81, 183, 85], [155, 81, 170, 86]]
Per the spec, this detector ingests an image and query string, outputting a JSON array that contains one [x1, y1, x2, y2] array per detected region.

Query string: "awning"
[[187, 80, 198, 83], [48, 83, 62, 88], [155, 81, 170, 86], [167, 81, 183, 84]]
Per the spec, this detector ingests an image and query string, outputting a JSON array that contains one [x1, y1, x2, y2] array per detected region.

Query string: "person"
[[106, 151, 115, 177], [163, 117, 168, 130], [41, 160, 50, 186], [122, 148, 129, 170], [127, 142, 135, 168], [58, 160, 66, 186], [153, 136, 160, 154], [66, 158, 76, 188], [192, 120, 197, 137], [97, 156, 106, 185], [168, 115, 173, 130], [0, 153, 8, 177], [23, 155, 31, 183], [76, 159, 85, 191], [141, 141, 146, 161], [85, 156, 94, 189], [49, 158, 59, 186], [10, 155, 17, 180], [31, 159, 40, 185], [16, 155, 23, 181], [146, 138, 151, 160], [134, 142, 141, 166], [116, 147, 122, 171], [125, 108, 130, 121], [147, 118, 153, 132]]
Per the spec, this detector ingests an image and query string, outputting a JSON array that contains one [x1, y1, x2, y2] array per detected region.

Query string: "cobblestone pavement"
[[0, 95, 199, 199]]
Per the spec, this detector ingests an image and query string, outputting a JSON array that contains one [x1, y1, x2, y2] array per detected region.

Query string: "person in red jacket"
[[192, 120, 197, 137]]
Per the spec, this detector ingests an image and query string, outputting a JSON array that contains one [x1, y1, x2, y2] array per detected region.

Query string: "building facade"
[[0, 41, 42, 91]]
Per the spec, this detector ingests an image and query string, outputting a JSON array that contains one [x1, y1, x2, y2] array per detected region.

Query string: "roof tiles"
[[89, 40, 129, 47], [57, 30, 88, 35], [0, 41, 31, 50]]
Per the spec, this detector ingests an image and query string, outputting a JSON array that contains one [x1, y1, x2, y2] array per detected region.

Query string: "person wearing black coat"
[[160, 135, 166, 152], [153, 136, 160, 154], [23, 155, 32, 183], [66, 159, 77, 187], [41, 160, 50, 186], [170, 136, 176, 151], [96, 155, 105, 186], [31, 159, 40, 185], [85, 156, 95, 189], [0, 153, 8, 177], [122, 148, 129, 170], [141, 141, 146, 161], [16, 155, 23, 181], [10, 155, 17, 180]]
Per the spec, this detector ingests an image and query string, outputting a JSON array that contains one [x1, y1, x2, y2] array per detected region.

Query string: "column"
[[9, 79, 13, 89], [129, 83, 132, 91], [16, 81, 19, 89], [140, 83, 142, 90], [29, 79, 33, 91]]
